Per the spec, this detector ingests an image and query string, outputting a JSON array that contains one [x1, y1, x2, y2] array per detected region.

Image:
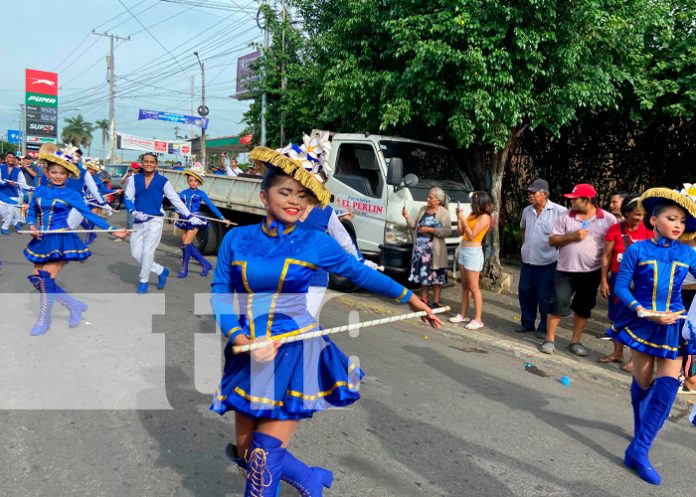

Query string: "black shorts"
[[549, 270, 601, 318]]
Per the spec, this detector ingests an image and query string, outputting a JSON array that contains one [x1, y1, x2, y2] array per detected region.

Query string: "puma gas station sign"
[[25, 69, 59, 150]]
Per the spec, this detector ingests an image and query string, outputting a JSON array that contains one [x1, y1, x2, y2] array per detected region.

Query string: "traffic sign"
[[7, 129, 22, 144]]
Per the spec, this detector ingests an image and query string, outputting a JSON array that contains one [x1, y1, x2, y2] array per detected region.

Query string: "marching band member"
[[23, 145, 127, 335], [175, 163, 230, 279], [211, 133, 441, 497]]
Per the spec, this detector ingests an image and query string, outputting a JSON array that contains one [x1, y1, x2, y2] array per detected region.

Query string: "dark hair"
[[260, 167, 315, 199], [142, 152, 158, 162], [620, 193, 641, 218], [75, 148, 83, 155], [470, 191, 494, 216], [5, 152, 15, 159], [643, 199, 686, 230]]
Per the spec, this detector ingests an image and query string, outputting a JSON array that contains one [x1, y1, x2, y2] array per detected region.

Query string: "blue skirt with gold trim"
[[24, 233, 91, 263], [607, 309, 688, 359], [211, 334, 364, 420]]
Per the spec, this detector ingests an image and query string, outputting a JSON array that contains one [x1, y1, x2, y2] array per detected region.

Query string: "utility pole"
[[92, 30, 130, 163], [194, 52, 209, 167], [19, 104, 27, 156], [257, 6, 269, 147], [279, 3, 288, 147]]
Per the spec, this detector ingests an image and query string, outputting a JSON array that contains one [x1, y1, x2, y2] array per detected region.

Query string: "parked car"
[[103, 163, 131, 190]]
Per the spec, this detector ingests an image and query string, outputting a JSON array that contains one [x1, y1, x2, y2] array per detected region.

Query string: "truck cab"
[[325, 133, 474, 276]]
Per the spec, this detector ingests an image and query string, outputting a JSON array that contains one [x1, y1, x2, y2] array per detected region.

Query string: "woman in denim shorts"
[[450, 191, 493, 329]]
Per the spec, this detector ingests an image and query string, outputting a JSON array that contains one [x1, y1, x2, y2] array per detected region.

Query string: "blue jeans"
[[518, 261, 556, 332]]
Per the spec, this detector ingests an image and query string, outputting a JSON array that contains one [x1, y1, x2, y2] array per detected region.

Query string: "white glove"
[[103, 204, 114, 216], [363, 259, 384, 271], [189, 216, 205, 226], [131, 210, 150, 222]]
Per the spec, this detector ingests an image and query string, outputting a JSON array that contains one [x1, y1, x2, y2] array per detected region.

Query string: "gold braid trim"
[[249, 146, 331, 207], [38, 152, 80, 178], [640, 187, 696, 241]]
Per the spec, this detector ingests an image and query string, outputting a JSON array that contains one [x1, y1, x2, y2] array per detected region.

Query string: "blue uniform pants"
[[518, 261, 556, 333]]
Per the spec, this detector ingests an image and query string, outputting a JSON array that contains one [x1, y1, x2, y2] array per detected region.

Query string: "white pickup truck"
[[160, 132, 474, 281]]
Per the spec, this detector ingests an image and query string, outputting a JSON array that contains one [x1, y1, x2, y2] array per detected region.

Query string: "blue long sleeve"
[[314, 233, 412, 303], [26, 193, 40, 225], [614, 243, 641, 311], [200, 191, 225, 220], [211, 230, 243, 342], [66, 191, 115, 230]]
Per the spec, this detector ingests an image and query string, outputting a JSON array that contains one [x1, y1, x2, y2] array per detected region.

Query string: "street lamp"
[[194, 51, 209, 167]]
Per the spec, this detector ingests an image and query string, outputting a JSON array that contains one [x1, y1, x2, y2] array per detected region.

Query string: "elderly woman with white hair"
[[403, 187, 452, 307]]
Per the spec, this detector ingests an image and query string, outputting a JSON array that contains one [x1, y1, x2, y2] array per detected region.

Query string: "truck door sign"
[[333, 194, 385, 216]]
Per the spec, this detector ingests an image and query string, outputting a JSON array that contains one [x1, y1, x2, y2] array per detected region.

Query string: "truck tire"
[[195, 221, 222, 255], [328, 220, 359, 292]]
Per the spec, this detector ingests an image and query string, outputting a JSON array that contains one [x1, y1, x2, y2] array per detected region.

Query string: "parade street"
[[1, 218, 694, 497]]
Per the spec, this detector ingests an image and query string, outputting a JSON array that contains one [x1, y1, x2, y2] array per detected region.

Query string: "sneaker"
[[136, 282, 148, 294], [514, 327, 535, 334], [568, 342, 588, 357], [157, 267, 170, 290], [465, 320, 484, 330], [540, 341, 555, 354], [535, 329, 548, 340], [0, 228, 9, 236], [449, 314, 470, 324]]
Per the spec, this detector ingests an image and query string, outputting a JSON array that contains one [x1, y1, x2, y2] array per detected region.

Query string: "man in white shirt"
[[516, 179, 567, 338], [221, 152, 244, 176]]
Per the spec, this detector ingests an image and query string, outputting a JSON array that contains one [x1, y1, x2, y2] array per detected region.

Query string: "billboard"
[[235, 51, 260, 99], [25, 69, 58, 151], [7, 130, 22, 145], [117, 132, 191, 156]]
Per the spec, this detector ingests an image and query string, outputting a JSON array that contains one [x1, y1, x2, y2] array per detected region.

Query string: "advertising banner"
[[117, 132, 192, 156], [25, 68, 59, 153], [235, 51, 260, 98], [137, 109, 208, 129]]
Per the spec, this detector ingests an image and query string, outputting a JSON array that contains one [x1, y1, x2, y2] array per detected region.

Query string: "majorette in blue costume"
[[175, 163, 231, 279], [0, 192, 22, 268], [64, 148, 113, 230], [0, 150, 29, 234], [80, 158, 120, 245], [23, 145, 127, 336], [209, 131, 442, 497], [606, 184, 696, 485]]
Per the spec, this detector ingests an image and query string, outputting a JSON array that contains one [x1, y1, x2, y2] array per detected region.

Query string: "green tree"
[[292, 0, 668, 285], [62, 114, 95, 149], [95, 119, 110, 161]]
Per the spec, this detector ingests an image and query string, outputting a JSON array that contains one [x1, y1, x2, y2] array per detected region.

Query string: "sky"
[[0, 0, 262, 160]]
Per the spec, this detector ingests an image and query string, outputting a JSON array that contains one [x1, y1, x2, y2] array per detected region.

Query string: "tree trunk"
[[462, 125, 527, 291]]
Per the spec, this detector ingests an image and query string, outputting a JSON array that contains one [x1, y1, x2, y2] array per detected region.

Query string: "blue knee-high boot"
[[190, 245, 213, 276], [226, 443, 333, 496], [630, 378, 651, 434], [54, 283, 88, 327], [624, 376, 680, 485], [282, 451, 334, 496], [244, 432, 286, 497], [27, 270, 55, 336], [177, 244, 192, 279]]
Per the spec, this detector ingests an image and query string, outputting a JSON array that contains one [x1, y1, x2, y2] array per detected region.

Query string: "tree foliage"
[[245, 0, 692, 286], [62, 114, 94, 148]]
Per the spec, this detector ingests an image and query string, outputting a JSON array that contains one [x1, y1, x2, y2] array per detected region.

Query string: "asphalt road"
[[0, 220, 694, 497]]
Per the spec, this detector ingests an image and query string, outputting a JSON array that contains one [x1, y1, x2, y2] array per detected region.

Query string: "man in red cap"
[[540, 183, 617, 356]]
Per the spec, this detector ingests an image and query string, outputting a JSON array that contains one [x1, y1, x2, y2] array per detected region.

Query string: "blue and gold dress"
[[24, 184, 115, 263], [210, 222, 413, 420], [608, 237, 696, 359], [175, 188, 225, 231]]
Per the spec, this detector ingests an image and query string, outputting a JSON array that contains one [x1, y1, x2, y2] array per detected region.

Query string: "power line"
[[117, 0, 191, 79]]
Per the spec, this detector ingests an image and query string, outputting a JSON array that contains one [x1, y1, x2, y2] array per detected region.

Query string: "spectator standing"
[[403, 187, 452, 308], [221, 152, 244, 176], [540, 183, 617, 356], [609, 192, 628, 222], [598, 195, 652, 370], [450, 191, 493, 329], [19, 156, 37, 188], [172, 161, 185, 171], [516, 179, 567, 337]]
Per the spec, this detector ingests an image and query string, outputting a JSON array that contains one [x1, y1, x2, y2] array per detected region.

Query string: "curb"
[[335, 293, 695, 413]]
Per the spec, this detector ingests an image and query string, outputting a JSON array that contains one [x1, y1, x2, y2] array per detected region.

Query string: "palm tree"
[[95, 119, 110, 162], [61, 115, 95, 150]]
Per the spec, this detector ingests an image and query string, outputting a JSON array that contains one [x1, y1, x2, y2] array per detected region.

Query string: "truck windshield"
[[380, 140, 474, 195]]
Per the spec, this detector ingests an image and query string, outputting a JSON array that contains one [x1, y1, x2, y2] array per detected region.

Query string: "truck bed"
[[160, 169, 266, 216]]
